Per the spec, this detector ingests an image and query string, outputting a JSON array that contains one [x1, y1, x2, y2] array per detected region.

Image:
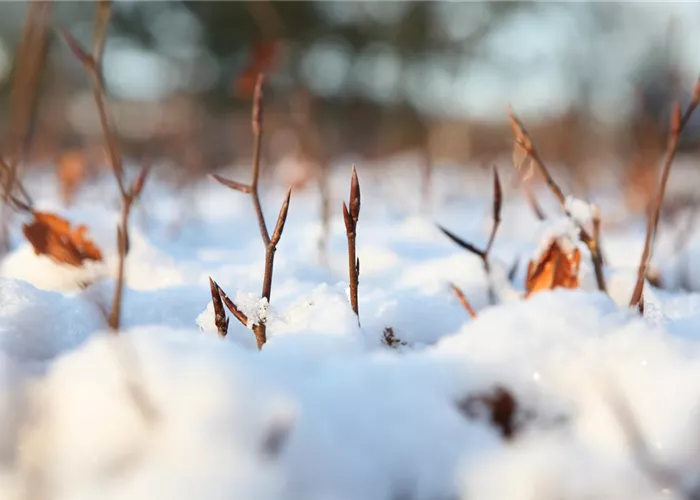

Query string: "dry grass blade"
[[343, 166, 361, 323], [508, 108, 606, 293], [630, 82, 700, 310], [449, 283, 477, 318], [209, 277, 229, 337], [209, 174, 252, 194]]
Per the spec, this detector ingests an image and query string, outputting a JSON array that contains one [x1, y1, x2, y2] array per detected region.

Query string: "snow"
[[0, 159, 698, 499]]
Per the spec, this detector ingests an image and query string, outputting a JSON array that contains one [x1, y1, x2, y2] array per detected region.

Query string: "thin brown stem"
[[630, 81, 700, 309], [449, 283, 478, 318], [63, 12, 152, 332], [509, 109, 607, 293], [439, 167, 502, 305], [108, 200, 130, 330], [6, 1, 50, 171], [217, 282, 249, 326], [343, 166, 361, 323], [251, 74, 270, 246], [92, 1, 111, 68], [210, 73, 292, 349]]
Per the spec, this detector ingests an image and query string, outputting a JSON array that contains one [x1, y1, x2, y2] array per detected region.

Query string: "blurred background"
[[0, 1, 699, 211]]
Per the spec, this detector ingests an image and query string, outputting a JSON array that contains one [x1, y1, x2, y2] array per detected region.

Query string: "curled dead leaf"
[[525, 239, 580, 297], [23, 211, 103, 266]]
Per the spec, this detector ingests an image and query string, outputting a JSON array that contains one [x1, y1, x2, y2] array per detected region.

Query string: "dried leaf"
[[525, 240, 580, 297], [382, 327, 406, 348], [23, 211, 103, 266], [457, 386, 520, 440]]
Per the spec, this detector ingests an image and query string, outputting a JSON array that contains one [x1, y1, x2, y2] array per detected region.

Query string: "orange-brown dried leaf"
[[525, 240, 580, 297], [23, 211, 103, 266]]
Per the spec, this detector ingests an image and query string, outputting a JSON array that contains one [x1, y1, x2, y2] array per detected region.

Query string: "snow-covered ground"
[[1, 156, 700, 500]]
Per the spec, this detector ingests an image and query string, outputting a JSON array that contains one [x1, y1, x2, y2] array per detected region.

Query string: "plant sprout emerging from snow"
[[209, 74, 292, 350], [439, 166, 502, 307], [342, 165, 361, 324], [630, 80, 700, 313], [508, 109, 607, 294]]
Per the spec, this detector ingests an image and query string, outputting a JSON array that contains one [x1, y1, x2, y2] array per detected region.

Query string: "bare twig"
[[210, 74, 292, 349], [342, 165, 361, 323], [508, 109, 607, 293], [439, 166, 502, 304], [108, 162, 150, 331], [449, 282, 477, 318], [92, 0, 111, 66], [0, 2, 50, 252], [62, 5, 151, 331], [630, 79, 700, 310], [215, 280, 249, 326]]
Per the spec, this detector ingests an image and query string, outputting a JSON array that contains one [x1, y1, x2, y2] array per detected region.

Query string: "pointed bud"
[[209, 277, 228, 337], [349, 165, 361, 222], [492, 166, 502, 224], [342, 201, 352, 232], [270, 187, 292, 247]]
